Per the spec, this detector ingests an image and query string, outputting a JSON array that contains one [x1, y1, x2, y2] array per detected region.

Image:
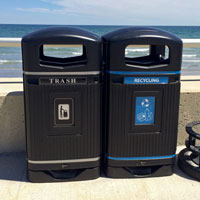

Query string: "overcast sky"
[[0, 0, 200, 25]]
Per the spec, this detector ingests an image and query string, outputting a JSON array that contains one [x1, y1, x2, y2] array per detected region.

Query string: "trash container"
[[22, 26, 102, 182], [102, 27, 182, 178]]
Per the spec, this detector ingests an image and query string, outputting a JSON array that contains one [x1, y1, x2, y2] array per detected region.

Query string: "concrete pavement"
[[0, 146, 199, 200]]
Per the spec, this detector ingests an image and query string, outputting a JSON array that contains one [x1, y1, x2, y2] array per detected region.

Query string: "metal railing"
[[0, 38, 200, 48]]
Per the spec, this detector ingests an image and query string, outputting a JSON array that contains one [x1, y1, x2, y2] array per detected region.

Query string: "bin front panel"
[[106, 76, 180, 158], [24, 75, 101, 161]]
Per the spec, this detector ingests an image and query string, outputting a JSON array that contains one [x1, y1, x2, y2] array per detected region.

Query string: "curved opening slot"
[[44, 169, 84, 180], [124, 165, 163, 177], [125, 45, 170, 68], [40, 44, 87, 68]]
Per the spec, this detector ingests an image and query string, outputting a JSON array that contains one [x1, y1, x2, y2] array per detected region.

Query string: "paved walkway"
[[0, 146, 199, 200]]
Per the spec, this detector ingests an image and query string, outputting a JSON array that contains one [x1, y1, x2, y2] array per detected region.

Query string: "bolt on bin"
[[102, 27, 182, 178], [22, 26, 102, 182]]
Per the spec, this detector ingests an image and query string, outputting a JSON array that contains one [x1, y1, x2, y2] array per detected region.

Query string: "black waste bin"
[[102, 27, 182, 178], [22, 27, 102, 182]]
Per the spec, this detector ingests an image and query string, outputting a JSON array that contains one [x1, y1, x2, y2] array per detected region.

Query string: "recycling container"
[[102, 27, 182, 178], [22, 27, 102, 182]]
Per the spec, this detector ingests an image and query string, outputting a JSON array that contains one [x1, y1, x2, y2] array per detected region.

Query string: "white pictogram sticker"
[[141, 98, 150, 107], [137, 108, 153, 122], [58, 104, 69, 120], [137, 98, 153, 122]]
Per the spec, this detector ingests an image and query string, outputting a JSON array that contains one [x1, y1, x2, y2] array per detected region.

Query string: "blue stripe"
[[106, 154, 176, 161], [107, 70, 181, 75]]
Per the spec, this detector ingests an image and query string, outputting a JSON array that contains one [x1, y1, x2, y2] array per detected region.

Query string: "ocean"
[[0, 24, 200, 77]]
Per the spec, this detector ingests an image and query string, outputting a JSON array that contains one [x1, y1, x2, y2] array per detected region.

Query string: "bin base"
[[27, 167, 100, 183], [104, 164, 174, 178]]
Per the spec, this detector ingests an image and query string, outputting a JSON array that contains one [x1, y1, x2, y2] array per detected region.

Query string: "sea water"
[[0, 24, 200, 77]]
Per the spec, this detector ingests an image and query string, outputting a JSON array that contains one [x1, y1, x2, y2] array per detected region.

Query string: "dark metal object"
[[178, 121, 200, 181]]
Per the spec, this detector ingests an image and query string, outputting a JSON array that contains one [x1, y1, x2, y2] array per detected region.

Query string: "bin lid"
[[102, 27, 182, 72], [22, 26, 101, 73]]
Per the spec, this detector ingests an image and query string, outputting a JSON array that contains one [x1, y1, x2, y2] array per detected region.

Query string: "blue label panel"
[[135, 97, 155, 125], [124, 77, 168, 84]]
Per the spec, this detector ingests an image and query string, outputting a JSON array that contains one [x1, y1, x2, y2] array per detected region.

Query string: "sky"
[[0, 0, 200, 25]]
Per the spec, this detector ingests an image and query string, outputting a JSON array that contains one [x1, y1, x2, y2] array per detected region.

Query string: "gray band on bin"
[[28, 156, 100, 164], [23, 71, 101, 75]]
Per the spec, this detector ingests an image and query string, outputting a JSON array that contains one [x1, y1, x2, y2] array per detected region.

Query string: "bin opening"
[[125, 45, 170, 68], [39, 44, 87, 68]]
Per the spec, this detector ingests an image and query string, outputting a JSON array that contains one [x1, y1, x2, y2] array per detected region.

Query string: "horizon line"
[[0, 23, 200, 27]]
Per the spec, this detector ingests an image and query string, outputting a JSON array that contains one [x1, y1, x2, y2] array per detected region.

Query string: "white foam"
[[0, 60, 22, 64], [183, 60, 200, 63], [72, 52, 82, 55], [125, 48, 149, 52], [183, 55, 197, 57]]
